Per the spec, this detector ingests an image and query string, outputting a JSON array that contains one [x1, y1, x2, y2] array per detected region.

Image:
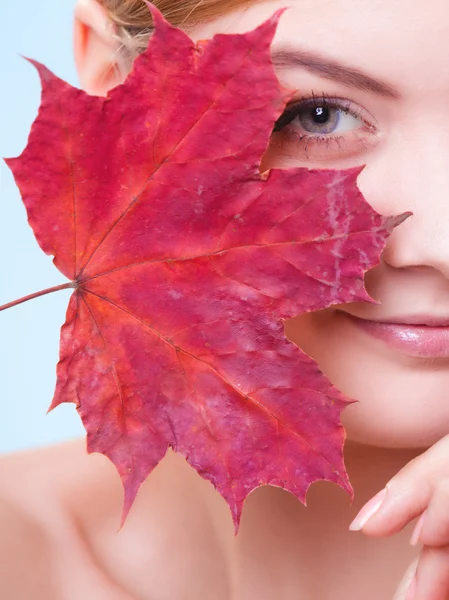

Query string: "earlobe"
[[74, 0, 126, 96]]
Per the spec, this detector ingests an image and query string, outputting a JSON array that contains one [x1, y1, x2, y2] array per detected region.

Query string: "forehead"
[[191, 0, 449, 95]]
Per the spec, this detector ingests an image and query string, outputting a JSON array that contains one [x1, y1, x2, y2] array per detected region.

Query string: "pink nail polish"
[[405, 575, 417, 600], [410, 512, 426, 546], [349, 488, 387, 531]]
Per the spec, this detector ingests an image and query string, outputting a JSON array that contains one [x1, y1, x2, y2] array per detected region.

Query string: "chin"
[[285, 308, 449, 451], [341, 403, 445, 450]]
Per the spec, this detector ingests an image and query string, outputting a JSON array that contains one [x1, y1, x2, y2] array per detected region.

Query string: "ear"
[[74, 0, 127, 96]]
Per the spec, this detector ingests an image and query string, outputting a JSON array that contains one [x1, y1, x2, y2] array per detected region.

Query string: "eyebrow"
[[270, 46, 401, 99]]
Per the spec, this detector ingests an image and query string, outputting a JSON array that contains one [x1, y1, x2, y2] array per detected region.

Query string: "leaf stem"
[[0, 282, 76, 312]]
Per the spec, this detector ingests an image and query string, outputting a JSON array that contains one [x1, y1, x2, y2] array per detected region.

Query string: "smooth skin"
[[2, 0, 449, 597]]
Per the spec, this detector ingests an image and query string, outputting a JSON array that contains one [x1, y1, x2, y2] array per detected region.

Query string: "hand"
[[349, 435, 449, 600]]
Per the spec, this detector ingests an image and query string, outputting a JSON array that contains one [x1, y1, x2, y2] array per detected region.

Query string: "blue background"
[[0, 0, 85, 451]]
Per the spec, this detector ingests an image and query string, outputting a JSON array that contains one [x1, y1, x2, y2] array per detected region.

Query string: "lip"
[[343, 312, 449, 358]]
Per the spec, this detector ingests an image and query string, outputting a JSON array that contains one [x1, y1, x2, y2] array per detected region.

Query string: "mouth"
[[341, 311, 449, 358]]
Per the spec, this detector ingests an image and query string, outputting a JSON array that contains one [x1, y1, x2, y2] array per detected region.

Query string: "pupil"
[[313, 107, 330, 124]]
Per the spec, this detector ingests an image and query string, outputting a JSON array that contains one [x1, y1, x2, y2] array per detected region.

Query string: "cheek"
[[284, 310, 449, 449]]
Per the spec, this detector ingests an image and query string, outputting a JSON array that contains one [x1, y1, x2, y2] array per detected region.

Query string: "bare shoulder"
[[0, 440, 233, 600], [0, 481, 57, 599], [0, 438, 118, 522], [0, 440, 83, 599], [0, 439, 135, 599]]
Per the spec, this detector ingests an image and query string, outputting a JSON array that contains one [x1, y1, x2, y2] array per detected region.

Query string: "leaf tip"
[[270, 6, 291, 22], [357, 289, 381, 305], [254, 6, 290, 43], [3, 156, 14, 169], [119, 467, 147, 529], [344, 478, 355, 506], [231, 507, 243, 536], [119, 502, 131, 531], [392, 210, 413, 228], [141, 0, 166, 31], [226, 494, 247, 536], [46, 395, 61, 415], [117, 470, 138, 530], [19, 55, 55, 83], [377, 210, 413, 237]]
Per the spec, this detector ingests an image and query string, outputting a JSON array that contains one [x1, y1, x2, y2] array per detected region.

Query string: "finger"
[[392, 557, 418, 600], [349, 435, 449, 536], [412, 478, 449, 548], [414, 545, 449, 600]]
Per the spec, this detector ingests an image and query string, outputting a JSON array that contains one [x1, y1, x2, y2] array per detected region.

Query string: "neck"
[[342, 440, 421, 498], [214, 442, 421, 599]]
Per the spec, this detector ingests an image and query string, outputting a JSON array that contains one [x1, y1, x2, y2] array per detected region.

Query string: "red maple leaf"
[[3, 5, 407, 531]]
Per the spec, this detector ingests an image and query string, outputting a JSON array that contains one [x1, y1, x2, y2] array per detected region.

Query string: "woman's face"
[[188, 0, 449, 449]]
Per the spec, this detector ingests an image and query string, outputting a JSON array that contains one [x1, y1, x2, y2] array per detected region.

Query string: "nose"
[[357, 128, 449, 278]]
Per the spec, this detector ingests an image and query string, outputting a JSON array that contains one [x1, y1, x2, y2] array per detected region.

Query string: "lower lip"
[[344, 313, 449, 358]]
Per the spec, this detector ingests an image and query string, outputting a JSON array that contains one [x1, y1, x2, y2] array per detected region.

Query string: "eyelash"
[[272, 91, 375, 151]]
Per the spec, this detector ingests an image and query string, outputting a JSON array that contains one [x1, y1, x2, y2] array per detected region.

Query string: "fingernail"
[[349, 488, 387, 531], [405, 575, 417, 600], [410, 511, 426, 546]]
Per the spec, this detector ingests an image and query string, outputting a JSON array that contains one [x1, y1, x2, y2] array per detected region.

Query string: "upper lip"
[[344, 312, 449, 327]]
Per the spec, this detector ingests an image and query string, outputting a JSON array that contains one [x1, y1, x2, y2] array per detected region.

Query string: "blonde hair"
[[100, 0, 256, 57]]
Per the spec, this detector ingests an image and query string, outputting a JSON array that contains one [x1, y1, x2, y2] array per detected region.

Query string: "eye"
[[270, 93, 378, 163], [274, 96, 362, 135]]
